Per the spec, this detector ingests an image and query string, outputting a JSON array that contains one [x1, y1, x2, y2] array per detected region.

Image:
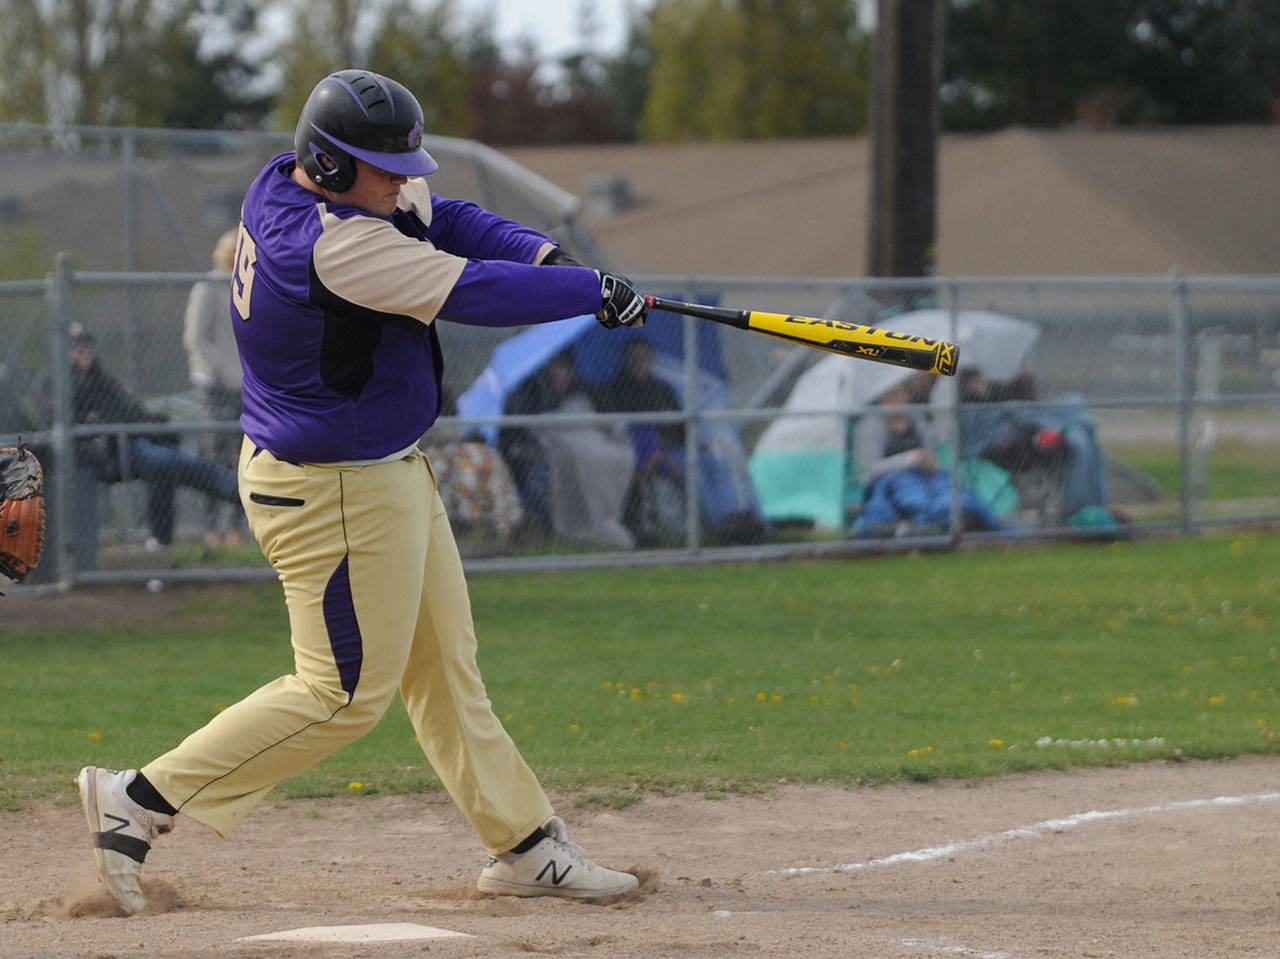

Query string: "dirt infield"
[[3, 756, 1277, 958]]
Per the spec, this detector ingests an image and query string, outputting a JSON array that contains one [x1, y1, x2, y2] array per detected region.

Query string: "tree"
[[943, 0, 1280, 129], [0, 0, 270, 127], [600, 6, 655, 141], [641, 0, 869, 141]]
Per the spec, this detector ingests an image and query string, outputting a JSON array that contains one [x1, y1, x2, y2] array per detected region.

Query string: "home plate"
[[238, 922, 471, 943]]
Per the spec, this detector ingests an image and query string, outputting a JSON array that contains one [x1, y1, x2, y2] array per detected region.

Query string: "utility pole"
[[867, 0, 943, 278]]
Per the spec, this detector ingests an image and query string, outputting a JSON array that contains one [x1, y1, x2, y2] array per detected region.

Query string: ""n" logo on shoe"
[[94, 813, 151, 864], [535, 858, 573, 885]]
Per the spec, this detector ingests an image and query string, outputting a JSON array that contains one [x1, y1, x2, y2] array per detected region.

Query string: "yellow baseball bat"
[[644, 296, 959, 376]]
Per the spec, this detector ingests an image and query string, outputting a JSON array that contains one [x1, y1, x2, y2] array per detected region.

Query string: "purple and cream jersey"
[[230, 152, 601, 463]]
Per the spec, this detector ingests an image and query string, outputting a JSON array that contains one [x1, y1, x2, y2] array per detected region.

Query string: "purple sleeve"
[[425, 195, 550, 263], [437, 260, 601, 328]]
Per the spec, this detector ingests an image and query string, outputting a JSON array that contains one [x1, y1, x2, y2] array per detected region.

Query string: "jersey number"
[[232, 223, 258, 321]]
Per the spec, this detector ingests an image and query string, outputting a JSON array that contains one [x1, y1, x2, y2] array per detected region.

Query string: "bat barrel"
[[642, 295, 958, 376]]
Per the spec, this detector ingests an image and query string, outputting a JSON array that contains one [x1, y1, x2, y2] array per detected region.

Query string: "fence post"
[[46, 253, 75, 588], [1170, 270, 1193, 535], [945, 279, 963, 544], [123, 129, 139, 273], [683, 312, 702, 551]]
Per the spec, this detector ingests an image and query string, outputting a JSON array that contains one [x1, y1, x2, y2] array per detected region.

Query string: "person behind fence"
[[498, 349, 635, 547], [596, 338, 685, 546], [183, 227, 246, 548], [497, 348, 581, 537], [957, 368, 1114, 527], [38, 322, 242, 553], [75, 69, 645, 917], [853, 373, 1009, 536], [419, 389, 524, 551]]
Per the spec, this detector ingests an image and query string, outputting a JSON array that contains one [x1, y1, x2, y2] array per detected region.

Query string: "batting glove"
[[597, 272, 647, 329]]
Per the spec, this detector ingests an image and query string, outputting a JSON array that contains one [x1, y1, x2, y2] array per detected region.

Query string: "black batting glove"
[[541, 246, 586, 268], [597, 271, 647, 329]]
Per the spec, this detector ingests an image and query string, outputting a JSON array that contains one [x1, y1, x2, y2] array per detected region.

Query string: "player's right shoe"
[[76, 766, 174, 915], [477, 816, 639, 899]]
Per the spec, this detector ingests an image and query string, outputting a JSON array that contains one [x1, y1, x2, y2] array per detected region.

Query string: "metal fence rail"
[[2, 269, 1278, 591]]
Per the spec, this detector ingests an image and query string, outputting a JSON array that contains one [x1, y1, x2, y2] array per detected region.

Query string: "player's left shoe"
[[477, 816, 639, 899], [76, 766, 174, 914]]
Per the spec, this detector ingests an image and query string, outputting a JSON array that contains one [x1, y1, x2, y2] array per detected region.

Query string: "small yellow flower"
[[88, 732, 101, 740], [771, 694, 783, 703], [568, 723, 581, 733], [348, 781, 363, 790], [668, 692, 686, 703], [1207, 694, 1225, 707], [630, 688, 642, 700], [756, 692, 767, 702], [907, 746, 934, 757], [989, 739, 1005, 748]]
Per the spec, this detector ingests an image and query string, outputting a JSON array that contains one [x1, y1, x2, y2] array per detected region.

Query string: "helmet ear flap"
[[300, 139, 357, 192]]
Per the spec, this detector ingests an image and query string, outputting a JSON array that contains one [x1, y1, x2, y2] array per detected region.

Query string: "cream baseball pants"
[[143, 438, 553, 854]]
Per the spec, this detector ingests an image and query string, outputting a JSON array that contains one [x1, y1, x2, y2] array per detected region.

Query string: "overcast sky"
[[451, 0, 873, 59], [461, 0, 641, 58]]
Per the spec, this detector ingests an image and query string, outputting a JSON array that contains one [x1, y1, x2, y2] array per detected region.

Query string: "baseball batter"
[[77, 69, 646, 914]]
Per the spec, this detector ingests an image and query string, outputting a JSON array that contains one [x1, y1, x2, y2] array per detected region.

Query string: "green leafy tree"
[[641, 0, 751, 140], [600, 7, 655, 141], [0, 0, 269, 127], [641, 0, 869, 141], [943, 0, 1280, 128]]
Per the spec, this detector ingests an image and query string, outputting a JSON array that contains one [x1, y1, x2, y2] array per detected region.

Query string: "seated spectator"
[[853, 374, 1010, 537], [596, 339, 686, 546], [498, 349, 582, 537], [420, 391, 524, 553], [37, 322, 243, 560], [498, 349, 634, 547], [958, 368, 1114, 527]]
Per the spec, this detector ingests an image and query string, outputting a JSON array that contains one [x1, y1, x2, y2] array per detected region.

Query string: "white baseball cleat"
[[477, 816, 638, 899], [76, 766, 174, 915]]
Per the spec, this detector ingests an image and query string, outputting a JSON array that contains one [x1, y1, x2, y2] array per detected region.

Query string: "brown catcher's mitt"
[[0, 444, 46, 584]]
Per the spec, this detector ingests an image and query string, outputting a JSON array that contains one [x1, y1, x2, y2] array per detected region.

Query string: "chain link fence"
[[3, 267, 1278, 591], [0, 125, 1276, 589]]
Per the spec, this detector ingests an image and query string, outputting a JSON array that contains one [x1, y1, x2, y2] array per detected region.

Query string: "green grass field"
[[3, 533, 1277, 811]]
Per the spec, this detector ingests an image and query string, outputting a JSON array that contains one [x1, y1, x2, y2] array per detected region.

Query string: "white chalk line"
[[772, 791, 1280, 877]]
